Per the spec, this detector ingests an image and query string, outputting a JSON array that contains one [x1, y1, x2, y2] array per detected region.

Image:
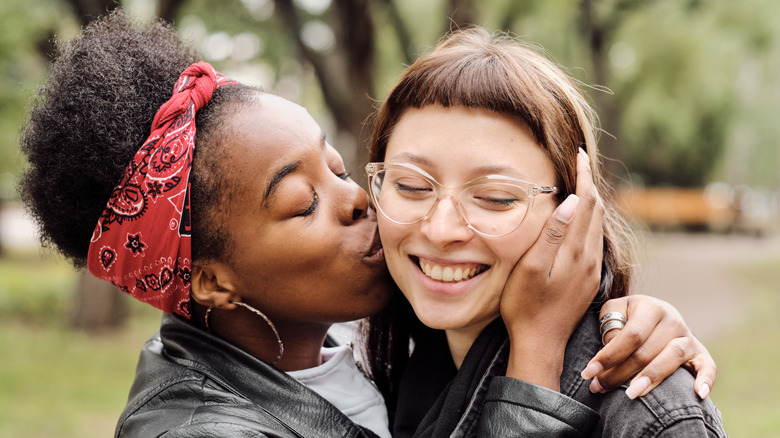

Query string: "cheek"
[[376, 218, 418, 294], [234, 228, 329, 284], [491, 203, 555, 267], [377, 217, 405, 261]]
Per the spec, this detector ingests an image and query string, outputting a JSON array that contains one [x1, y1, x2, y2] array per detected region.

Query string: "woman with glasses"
[[363, 28, 726, 437]]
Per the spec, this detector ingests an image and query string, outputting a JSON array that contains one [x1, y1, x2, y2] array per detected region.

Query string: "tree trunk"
[[589, 25, 625, 182], [70, 269, 129, 332], [274, 0, 376, 182], [157, 0, 187, 22], [447, 0, 479, 30], [67, 0, 119, 26], [578, 0, 625, 183]]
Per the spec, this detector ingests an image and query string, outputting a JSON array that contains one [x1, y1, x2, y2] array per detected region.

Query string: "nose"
[[419, 197, 474, 246], [336, 179, 369, 224]]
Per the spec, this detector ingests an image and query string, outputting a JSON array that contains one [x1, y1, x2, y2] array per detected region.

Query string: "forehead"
[[226, 94, 324, 171], [385, 106, 556, 184], [237, 95, 319, 145]]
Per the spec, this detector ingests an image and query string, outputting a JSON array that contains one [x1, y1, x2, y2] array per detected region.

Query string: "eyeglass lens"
[[370, 168, 532, 236]]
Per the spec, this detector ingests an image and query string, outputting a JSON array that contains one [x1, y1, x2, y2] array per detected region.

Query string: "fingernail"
[[626, 376, 651, 400], [581, 362, 603, 380], [579, 147, 590, 163], [698, 383, 710, 399], [555, 194, 579, 223], [589, 378, 604, 394]]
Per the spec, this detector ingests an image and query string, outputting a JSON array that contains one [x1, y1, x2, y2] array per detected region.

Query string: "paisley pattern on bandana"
[[87, 62, 235, 318]]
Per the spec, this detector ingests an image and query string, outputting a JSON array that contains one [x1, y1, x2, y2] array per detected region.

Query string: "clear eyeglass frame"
[[365, 162, 558, 238]]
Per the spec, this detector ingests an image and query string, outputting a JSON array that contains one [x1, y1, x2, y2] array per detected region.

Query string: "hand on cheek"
[[502, 149, 605, 390]]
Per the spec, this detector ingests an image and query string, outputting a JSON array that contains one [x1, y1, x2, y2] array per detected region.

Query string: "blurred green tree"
[[4, 0, 779, 191], [3, 1, 779, 324]]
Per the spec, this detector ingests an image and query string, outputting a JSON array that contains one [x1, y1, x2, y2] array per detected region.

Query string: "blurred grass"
[[0, 249, 161, 438], [708, 256, 780, 438], [0, 249, 74, 321], [0, 244, 778, 437]]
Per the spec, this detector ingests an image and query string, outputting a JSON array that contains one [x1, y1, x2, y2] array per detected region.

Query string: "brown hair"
[[362, 27, 635, 407]]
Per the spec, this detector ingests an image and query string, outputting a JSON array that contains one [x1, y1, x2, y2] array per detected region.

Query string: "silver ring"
[[600, 319, 625, 344], [600, 311, 627, 326]]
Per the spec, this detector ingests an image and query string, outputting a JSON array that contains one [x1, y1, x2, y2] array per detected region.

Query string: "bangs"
[[387, 46, 553, 147]]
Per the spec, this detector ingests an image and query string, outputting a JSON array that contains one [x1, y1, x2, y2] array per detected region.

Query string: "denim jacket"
[[396, 311, 727, 437]]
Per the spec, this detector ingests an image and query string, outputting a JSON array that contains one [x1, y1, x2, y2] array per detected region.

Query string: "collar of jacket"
[[395, 308, 603, 438], [156, 313, 366, 437]]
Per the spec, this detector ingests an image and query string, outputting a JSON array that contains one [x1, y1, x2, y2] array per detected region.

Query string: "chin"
[[412, 304, 466, 331]]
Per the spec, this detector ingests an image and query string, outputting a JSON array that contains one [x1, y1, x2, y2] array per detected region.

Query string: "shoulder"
[[116, 356, 264, 437], [481, 376, 599, 436], [117, 322, 375, 438], [562, 313, 727, 437], [119, 398, 298, 437], [115, 331, 285, 437], [585, 368, 727, 437]]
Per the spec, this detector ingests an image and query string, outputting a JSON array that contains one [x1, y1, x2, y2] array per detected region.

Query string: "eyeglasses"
[[365, 162, 558, 237]]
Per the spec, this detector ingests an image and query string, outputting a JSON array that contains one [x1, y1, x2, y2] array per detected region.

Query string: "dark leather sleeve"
[[477, 377, 598, 437], [160, 423, 271, 438]]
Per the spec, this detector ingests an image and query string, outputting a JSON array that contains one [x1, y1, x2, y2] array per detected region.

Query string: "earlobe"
[[190, 263, 241, 310]]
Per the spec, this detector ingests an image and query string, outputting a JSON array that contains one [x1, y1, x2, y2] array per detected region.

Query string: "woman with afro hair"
[[20, 10, 394, 437]]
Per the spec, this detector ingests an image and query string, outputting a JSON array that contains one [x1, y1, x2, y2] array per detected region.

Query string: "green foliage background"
[[0, 1, 74, 198], [1, 0, 779, 192]]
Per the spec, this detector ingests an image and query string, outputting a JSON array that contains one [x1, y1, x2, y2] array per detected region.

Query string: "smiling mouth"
[[412, 256, 489, 282]]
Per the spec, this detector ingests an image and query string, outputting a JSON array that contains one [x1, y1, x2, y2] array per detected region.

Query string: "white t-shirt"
[[288, 345, 391, 438]]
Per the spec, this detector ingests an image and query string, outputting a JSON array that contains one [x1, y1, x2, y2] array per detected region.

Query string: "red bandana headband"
[[87, 62, 235, 318]]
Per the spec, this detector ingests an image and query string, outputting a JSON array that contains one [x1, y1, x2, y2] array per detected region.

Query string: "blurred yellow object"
[[617, 186, 737, 231]]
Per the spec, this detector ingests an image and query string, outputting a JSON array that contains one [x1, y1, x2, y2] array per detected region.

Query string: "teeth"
[[418, 260, 486, 283], [430, 265, 442, 280]]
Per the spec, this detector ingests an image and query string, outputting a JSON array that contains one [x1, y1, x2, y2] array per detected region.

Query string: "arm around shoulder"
[[593, 367, 728, 438]]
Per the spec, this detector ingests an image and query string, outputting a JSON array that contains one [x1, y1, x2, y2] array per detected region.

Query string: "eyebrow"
[[386, 152, 434, 167], [386, 152, 530, 180], [263, 161, 300, 206], [262, 130, 329, 206]]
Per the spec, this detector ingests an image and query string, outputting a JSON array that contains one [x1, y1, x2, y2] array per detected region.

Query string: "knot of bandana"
[[87, 62, 235, 318]]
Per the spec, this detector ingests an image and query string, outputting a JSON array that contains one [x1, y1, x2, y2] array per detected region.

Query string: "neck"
[[269, 321, 332, 372], [206, 307, 330, 372], [445, 318, 494, 369]]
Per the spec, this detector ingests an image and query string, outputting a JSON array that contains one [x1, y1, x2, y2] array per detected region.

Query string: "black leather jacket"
[[396, 311, 727, 437], [115, 314, 379, 437]]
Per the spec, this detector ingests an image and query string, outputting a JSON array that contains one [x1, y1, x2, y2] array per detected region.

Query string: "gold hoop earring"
[[233, 301, 284, 365], [203, 303, 284, 365], [204, 306, 213, 331]]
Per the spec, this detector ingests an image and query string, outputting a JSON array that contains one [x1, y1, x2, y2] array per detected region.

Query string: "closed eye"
[[474, 196, 520, 206], [396, 183, 431, 192], [296, 192, 319, 217]]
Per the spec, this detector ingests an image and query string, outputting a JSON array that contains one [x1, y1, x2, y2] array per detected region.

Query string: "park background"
[[1, 0, 779, 436]]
